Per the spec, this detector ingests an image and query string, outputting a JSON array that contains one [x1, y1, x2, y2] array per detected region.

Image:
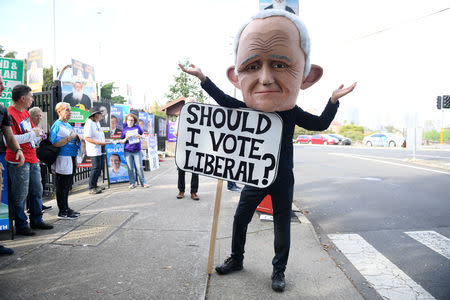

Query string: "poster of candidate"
[[106, 143, 130, 184], [110, 105, 123, 138], [0, 155, 10, 231], [0, 57, 24, 107], [138, 112, 148, 133], [158, 118, 166, 137], [27, 49, 43, 93], [168, 121, 177, 142], [148, 114, 155, 136]]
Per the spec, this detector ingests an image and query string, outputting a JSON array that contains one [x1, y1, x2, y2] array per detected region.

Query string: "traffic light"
[[443, 95, 450, 109], [437, 96, 441, 109]]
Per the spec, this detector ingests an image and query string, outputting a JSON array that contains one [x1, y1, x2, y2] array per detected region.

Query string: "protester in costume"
[[119, 114, 149, 189], [180, 9, 356, 292]]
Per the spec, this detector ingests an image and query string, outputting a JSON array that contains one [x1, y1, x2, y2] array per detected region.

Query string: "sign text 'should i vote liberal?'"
[[175, 103, 282, 188]]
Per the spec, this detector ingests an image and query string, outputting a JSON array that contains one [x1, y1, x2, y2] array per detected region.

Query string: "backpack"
[[36, 139, 60, 166]]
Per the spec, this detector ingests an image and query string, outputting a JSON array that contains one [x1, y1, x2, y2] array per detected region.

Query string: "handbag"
[[36, 138, 60, 166]]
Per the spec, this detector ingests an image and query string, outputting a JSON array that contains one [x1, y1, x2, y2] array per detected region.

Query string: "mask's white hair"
[[233, 9, 311, 77]]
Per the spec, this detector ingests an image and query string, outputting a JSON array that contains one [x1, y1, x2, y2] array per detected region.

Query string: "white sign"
[[175, 103, 282, 188]]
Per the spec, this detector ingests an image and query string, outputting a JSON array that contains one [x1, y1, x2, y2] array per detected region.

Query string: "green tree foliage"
[[340, 124, 364, 141], [165, 59, 208, 103], [150, 101, 166, 118], [0, 45, 4, 56], [43, 65, 59, 87], [423, 129, 450, 142], [100, 82, 116, 99], [4, 51, 16, 58], [111, 95, 126, 104]]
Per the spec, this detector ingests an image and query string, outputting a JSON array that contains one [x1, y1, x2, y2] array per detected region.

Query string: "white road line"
[[405, 231, 450, 260], [328, 233, 435, 300], [330, 153, 450, 175]]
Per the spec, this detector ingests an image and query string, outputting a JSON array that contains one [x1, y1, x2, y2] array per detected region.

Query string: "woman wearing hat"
[[84, 107, 107, 194], [50, 102, 81, 219]]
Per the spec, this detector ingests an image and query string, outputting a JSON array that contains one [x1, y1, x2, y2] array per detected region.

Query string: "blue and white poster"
[[168, 121, 177, 142], [110, 105, 123, 137], [138, 112, 148, 133], [148, 114, 155, 136], [106, 143, 129, 184], [148, 135, 159, 171], [0, 154, 10, 230]]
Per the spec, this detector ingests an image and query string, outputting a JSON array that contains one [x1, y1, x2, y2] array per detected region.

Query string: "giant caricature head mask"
[[227, 9, 323, 112]]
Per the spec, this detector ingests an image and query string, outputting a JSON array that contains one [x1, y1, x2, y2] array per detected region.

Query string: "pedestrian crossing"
[[328, 230, 450, 300]]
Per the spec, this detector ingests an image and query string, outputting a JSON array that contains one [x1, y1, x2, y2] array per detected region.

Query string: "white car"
[[363, 133, 405, 147]]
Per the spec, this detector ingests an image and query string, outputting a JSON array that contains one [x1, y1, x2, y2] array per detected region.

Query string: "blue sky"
[[1, 0, 449, 129]]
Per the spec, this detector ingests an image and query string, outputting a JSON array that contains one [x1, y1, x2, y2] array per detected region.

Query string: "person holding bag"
[[50, 102, 81, 220]]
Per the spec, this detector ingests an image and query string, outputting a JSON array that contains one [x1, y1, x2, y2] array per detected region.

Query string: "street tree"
[[165, 59, 208, 103]]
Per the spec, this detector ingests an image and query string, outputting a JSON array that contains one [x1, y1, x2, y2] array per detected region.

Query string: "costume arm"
[[295, 99, 339, 131], [201, 77, 245, 109]]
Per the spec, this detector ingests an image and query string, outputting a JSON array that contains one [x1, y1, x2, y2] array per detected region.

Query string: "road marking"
[[405, 231, 450, 260], [330, 153, 450, 175], [328, 233, 435, 300]]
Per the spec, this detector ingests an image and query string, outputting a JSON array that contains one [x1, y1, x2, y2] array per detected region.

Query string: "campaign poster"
[[92, 101, 110, 132], [27, 49, 43, 93], [115, 104, 130, 116], [148, 114, 155, 136], [110, 105, 123, 138], [73, 123, 91, 167], [71, 58, 97, 101], [259, 0, 299, 15], [0, 57, 24, 107], [148, 135, 159, 171], [106, 143, 129, 184], [168, 121, 177, 142], [0, 154, 9, 230], [138, 112, 148, 132], [158, 118, 166, 137]]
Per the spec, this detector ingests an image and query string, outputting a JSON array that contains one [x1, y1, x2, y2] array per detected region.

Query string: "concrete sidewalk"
[[0, 158, 362, 299]]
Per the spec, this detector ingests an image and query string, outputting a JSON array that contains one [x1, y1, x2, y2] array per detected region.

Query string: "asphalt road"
[[292, 144, 450, 300]]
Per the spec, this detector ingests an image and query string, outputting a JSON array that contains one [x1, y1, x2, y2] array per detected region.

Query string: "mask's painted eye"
[[273, 62, 287, 69]]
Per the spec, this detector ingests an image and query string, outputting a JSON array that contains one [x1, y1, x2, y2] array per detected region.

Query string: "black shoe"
[[42, 204, 52, 210], [215, 257, 243, 275], [89, 188, 102, 195], [58, 211, 79, 220], [30, 222, 54, 230], [15, 226, 36, 236], [0, 245, 14, 255], [97, 185, 106, 190], [271, 270, 286, 292], [68, 208, 80, 216]]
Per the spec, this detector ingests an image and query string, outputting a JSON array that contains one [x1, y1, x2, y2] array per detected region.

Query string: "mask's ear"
[[301, 64, 323, 90], [226, 66, 241, 89]]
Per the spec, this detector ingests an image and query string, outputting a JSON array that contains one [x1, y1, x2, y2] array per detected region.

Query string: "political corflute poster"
[[175, 103, 282, 188]]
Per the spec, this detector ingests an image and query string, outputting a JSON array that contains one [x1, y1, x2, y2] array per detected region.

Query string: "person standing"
[[6, 84, 53, 236], [50, 103, 81, 219], [28, 106, 52, 211], [84, 108, 107, 194], [0, 75, 25, 254], [120, 113, 149, 189]]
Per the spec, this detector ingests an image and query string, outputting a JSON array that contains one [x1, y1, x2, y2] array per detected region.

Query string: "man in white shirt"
[[84, 108, 107, 194]]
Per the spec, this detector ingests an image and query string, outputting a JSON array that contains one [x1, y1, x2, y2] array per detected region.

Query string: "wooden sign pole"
[[206, 179, 223, 274]]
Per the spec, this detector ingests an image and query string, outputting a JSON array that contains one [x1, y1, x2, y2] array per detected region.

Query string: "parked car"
[[296, 135, 311, 144], [310, 134, 339, 145], [328, 134, 352, 145], [363, 133, 405, 147]]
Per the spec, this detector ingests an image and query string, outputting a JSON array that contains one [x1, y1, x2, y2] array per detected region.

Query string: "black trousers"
[[55, 157, 76, 214], [177, 168, 199, 194], [231, 170, 294, 272]]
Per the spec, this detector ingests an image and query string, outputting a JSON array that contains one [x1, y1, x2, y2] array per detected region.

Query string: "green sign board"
[[0, 58, 24, 107], [69, 106, 90, 123]]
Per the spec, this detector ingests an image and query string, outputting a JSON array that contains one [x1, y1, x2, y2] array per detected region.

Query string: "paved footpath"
[[0, 158, 363, 299]]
